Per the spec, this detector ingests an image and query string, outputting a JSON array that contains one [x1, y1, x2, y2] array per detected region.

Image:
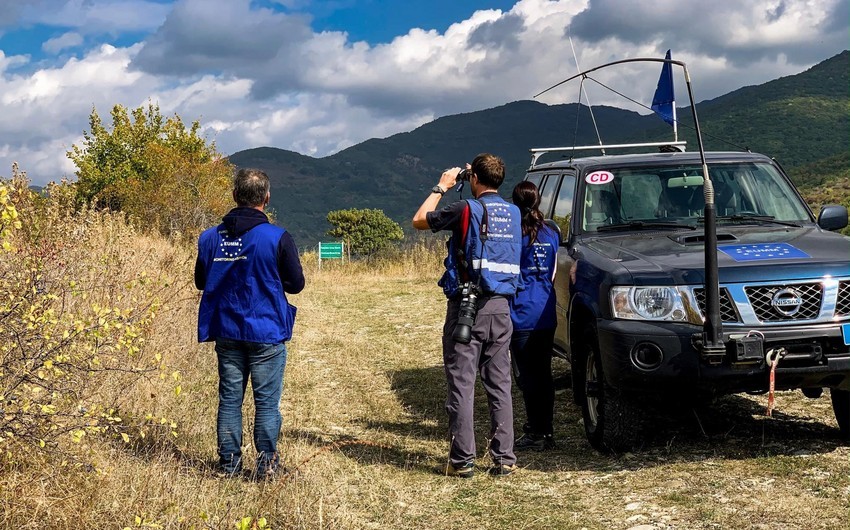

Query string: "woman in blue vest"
[[510, 181, 559, 451]]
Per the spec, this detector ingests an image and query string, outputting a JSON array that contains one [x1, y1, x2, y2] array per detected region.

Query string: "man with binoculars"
[[413, 153, 522, 478]]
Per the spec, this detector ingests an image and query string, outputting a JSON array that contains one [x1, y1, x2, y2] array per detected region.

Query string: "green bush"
[[68, 103, 232, 238], [326, 208, 404, 256]]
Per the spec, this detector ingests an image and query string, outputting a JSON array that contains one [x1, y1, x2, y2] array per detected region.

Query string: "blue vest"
[[197, 222, 296, 343], [510, 225, 559, 331], [439, 194, 522, 298]]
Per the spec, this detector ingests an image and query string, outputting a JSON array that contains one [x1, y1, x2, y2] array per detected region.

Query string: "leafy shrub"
[[0, 167, 180, 465], [68, 103, 232, 238], [326, 208, 404, 256]]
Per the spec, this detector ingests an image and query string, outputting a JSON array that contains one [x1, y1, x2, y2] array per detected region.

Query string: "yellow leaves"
[[237, 516, 269, 530], [0, 180, 192, 463]]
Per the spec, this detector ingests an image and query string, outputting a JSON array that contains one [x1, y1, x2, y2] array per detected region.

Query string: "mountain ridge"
[[229, 51, 850, 246]]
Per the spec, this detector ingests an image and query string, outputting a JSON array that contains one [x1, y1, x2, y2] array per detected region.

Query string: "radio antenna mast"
[[567, 30, 605, 154]]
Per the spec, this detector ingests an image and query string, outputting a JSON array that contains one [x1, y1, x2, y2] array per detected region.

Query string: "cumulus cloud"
[[569, 0, 849, 65], [0, 0, 847, 185], [1, 0, 171, 34], [42, 32, 84, 54]]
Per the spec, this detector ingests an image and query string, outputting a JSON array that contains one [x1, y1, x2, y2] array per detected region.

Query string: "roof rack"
[[529, 140, 687, 168]]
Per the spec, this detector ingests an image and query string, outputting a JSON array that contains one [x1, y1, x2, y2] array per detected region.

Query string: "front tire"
[[831, 388, 850, 441], [580, 336, 646, 453]]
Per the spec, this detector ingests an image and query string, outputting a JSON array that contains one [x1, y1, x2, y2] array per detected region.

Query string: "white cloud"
[[0, 0, 846, 185], [7, 0, 171, 34], [0, 50, 29, 73], [41, 31, 84, 54]]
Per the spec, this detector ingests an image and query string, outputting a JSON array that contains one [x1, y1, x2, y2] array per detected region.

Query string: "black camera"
[[452, 282, 481, 344], [457, 168, 471, 182]]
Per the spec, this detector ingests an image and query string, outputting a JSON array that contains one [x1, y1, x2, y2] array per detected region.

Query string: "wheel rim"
[[585, 351, 600, 430]]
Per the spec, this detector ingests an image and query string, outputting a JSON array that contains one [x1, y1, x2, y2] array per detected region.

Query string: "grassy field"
[[2, 246, 849, 529]]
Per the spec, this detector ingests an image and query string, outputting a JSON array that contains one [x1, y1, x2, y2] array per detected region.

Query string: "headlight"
[[611, 286, 693, 322]]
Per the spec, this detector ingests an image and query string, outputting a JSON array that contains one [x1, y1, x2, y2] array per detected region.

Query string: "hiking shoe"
[[256, 465, 290, 482], [436, 461, 475, 479], [256, 453, 280, 481], [488, 464, 517, 477], [515, 433, 555, 452], [214, 464, 243, 478]]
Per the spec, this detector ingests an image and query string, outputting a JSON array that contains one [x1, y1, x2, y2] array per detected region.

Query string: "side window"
[[525, 173, 543, 190], [538, 174, 559, 217], [552, 173, 576, 235]]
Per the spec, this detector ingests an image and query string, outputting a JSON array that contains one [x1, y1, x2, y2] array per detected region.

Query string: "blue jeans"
[[215, 339, 287, 474]]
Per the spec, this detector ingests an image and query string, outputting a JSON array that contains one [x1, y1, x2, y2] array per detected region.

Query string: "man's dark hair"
[[233, 168, 270, 207], [471, 153, 505, 189]]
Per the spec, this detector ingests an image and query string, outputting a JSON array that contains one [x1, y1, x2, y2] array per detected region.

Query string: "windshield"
[[580, 162, 811, 232]]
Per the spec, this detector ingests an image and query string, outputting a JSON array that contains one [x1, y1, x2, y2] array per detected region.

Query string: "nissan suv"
[[526, 148, 850, 452]]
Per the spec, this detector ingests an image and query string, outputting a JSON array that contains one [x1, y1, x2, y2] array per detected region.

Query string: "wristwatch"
[[431, 185, 446, 195]]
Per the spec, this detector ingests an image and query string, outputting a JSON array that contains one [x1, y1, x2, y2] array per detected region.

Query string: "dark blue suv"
[[526, 148, 850, 452]]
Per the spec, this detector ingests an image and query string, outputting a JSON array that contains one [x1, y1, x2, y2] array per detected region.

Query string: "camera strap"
[[455, 199, 489, 286]]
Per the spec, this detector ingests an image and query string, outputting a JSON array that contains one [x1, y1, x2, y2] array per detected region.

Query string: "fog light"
[[631, 342, 664, 370]]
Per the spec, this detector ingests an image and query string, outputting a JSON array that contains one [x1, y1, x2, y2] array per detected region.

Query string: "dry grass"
[[1, 234, 849, 529]]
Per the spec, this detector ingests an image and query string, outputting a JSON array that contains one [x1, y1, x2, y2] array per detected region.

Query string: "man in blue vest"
[[413, 153, 522, 478], [195, 168, 304, 479]]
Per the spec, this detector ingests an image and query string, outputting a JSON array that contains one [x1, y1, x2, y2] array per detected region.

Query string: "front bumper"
[[596, 320, 850, 395]]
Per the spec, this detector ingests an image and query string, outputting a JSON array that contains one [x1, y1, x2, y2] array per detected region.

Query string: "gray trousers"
[[442, 296, 516, 466]]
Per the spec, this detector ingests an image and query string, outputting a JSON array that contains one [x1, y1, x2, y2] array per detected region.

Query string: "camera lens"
[[452, 322, 472, 344], [452, 284, 479, 344]]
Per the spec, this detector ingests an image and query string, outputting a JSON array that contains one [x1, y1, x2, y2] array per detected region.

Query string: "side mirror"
[[817, 205, 848, 231], [544, 218, 564, 243]]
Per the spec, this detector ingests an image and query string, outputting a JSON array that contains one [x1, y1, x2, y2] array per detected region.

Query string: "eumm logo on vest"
[[487, 203, 515, 239], [214, 231, 248, 262]]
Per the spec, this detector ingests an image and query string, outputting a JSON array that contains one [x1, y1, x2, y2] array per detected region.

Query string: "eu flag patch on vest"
[[718, 243, 810, 262]]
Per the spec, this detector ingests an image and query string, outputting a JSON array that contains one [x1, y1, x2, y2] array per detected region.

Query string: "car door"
[[549, 172, 577, 354]]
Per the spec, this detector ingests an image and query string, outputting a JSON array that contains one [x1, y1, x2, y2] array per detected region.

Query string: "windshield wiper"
[[699, 214, 802, 228], [596, 221, 697, 232]]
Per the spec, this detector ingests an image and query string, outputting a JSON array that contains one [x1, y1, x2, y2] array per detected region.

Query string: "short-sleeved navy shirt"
[[426, 191, 501, 241]]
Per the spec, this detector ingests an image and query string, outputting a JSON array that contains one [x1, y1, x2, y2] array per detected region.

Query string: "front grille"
[[837, 281, 850, 317], [745, 282, 822, 322], [694, 288, 740, 323]]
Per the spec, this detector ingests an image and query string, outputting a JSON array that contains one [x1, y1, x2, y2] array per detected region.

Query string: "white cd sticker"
[[585, 171, 614, 185]]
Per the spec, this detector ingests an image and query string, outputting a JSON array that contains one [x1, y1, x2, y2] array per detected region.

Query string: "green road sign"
[[319, 242, 343, 258]]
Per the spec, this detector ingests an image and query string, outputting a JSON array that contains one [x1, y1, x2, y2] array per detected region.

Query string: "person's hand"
[[438, 167, 461, 191]]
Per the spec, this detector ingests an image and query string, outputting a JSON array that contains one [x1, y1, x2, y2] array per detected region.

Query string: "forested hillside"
[[231, 51, 849, 246]]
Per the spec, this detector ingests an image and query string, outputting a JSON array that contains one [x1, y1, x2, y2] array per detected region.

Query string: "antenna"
[[567, 30, 604, 154]]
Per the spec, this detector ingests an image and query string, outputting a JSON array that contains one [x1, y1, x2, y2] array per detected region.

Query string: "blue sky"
[[298, 0, 520, 44], [0, 0, 847, 185]]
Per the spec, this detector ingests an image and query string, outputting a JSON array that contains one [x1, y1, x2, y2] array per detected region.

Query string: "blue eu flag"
[[651, 50, 675, 126]]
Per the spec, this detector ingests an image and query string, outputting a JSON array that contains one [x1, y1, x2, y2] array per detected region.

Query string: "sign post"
[[318, 241, 344, 270]]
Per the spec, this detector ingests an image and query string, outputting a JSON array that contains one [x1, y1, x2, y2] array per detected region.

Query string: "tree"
[[67, 102, 232, 237], [326, 208, 404, 256]]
